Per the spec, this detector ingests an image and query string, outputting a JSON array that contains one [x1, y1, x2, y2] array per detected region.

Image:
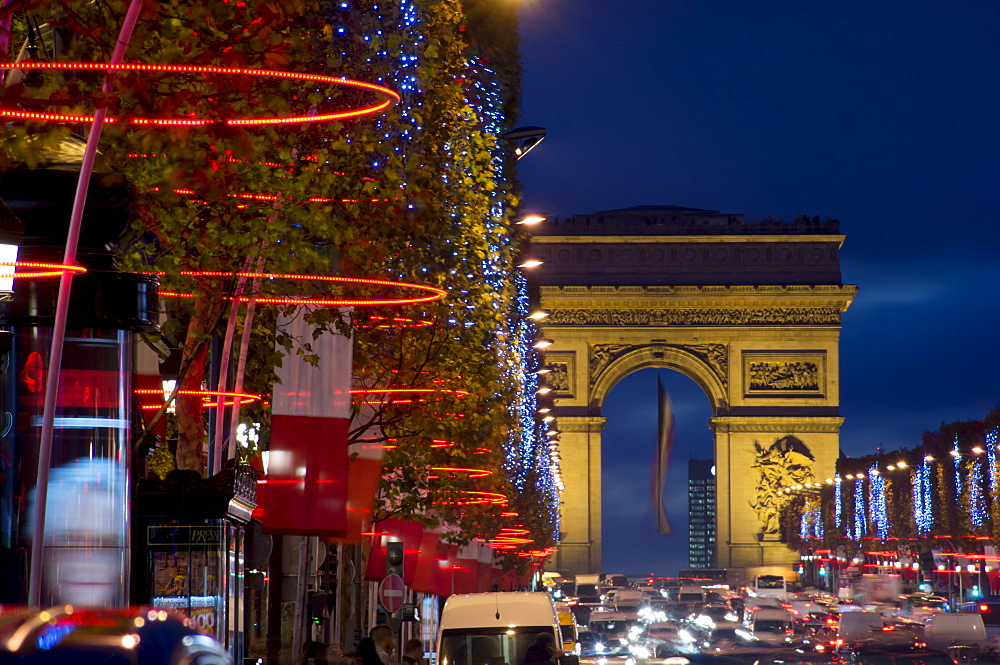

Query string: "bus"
[[752, 575, 787, 600]]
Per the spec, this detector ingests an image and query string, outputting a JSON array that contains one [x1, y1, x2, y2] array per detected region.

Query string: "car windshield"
[[439, 627, 554, 665], [756, 577, 785, 589], [590, 619, 636, 633], [754, 620, 789, 632]]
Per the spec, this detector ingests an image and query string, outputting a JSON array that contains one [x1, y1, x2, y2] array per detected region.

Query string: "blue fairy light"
[[869, 465, 888, 540]]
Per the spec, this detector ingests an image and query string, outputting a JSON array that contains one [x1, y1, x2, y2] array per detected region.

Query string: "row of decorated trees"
[[1, 0, 557, 584], [780, 409, 1000, 558]]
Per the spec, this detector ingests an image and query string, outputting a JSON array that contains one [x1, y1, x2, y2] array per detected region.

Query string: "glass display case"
[[134, 461, 256, 662]]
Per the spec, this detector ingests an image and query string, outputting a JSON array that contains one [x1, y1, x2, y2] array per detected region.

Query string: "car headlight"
[[631, 645, 651, 659]]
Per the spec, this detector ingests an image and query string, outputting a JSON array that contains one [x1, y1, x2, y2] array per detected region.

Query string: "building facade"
[[688, 458, 717, 568]]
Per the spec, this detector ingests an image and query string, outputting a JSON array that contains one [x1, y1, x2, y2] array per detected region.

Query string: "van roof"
[[441, 592, 558, 629], [589, 611, 640, 620], [752, 609, 793, 618]]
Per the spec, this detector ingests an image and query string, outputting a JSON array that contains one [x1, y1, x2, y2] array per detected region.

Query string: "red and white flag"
[[260, 308, 352, 536]]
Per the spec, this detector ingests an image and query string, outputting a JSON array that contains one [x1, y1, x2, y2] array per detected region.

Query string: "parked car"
[[0, 605, 230, 664]]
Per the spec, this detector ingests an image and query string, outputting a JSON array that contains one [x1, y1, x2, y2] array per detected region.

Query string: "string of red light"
[[431, 490, 508, 506], [134, 388, 261, 410], [157, 271, 447, 307], [0, 62, 400, 126], [152, 187, 403, 206], [350, 387, 470, 404], [0, 261, 87, 279]]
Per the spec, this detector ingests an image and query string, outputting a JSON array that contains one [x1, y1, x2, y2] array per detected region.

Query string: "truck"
[[575, 574, 601, 604], [857, 574, 902, 606]]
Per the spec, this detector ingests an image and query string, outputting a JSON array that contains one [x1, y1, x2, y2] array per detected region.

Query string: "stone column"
[[553, 415, 606, 576], [711, 416, 842, 575]]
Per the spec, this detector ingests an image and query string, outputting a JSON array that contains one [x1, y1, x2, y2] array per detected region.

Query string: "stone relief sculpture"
[[589, 343, 631, 377], [589, 342, 729, 390], [748, 361, 820, 391], [547, 362, 570, 393], [749, 435, 815, 536], [685, 344, 728, 387]]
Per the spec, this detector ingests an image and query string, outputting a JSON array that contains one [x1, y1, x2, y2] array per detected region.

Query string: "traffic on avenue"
[[537, 574, 999, 665]]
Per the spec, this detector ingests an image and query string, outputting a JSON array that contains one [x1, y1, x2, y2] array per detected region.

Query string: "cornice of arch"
[[540, 284, 857, 305], [539, 286, 857, 326], [710, 416, 845, 433], [553, 416, 608, 433], [589, 343, 728, 411]]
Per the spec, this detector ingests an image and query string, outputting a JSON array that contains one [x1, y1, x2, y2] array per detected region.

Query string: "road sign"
[[379, 573, 405, 614]]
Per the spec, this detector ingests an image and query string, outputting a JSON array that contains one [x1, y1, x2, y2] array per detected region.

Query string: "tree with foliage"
[[1, 0, 559, 561]]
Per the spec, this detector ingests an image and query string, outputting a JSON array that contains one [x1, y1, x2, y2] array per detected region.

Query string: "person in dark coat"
[[522, 632, 561, 665], [356, 637, 383, 665], [401, 638, 424, 665]]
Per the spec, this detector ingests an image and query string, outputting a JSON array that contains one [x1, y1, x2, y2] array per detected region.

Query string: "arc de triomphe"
[[531, 206, 856, 577]]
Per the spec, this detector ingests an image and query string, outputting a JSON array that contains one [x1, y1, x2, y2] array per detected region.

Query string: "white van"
[[749, 608, 794, 645], [436, 592, 580, 665], [677, 586, 705, 603], [924, 613, 988, 651], [612, 590, 645, 612], [587, 610, 641, 652], [835, 610, 884, 649]]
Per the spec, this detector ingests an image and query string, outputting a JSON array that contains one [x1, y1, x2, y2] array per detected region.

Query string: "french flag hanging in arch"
[[260, 308, 353, 536]]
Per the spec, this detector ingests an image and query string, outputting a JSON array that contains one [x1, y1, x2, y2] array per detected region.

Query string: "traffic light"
[[309, 592, 332, 624], [386, 541, 403, 578]]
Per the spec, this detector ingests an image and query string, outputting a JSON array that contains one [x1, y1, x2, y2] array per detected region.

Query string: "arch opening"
[[600, 367, 714, 576]]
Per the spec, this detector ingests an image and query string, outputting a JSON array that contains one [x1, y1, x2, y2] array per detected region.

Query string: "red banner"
[[365, 518, 424, 585], [260, 309, 352, 536]]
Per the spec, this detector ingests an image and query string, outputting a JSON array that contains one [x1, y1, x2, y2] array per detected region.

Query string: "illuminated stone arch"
[[589, 343, 728, 413], [530, 207, 856, 577]]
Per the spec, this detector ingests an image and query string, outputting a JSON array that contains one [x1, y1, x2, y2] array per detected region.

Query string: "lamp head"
[[501, 126, 547, 161]]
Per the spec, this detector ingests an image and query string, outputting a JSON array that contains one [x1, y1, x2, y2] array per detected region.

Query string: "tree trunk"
[[176, 296, 212, 473]]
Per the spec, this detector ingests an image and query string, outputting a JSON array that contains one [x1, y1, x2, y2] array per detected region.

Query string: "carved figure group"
[[748, 361, 819, 391], [749, 435, 815, 535]]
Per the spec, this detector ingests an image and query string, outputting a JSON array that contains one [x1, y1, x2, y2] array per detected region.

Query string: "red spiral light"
[[0, 62, 400, 126], [432, 490, 508, 506], [0, 261, 87, 279], [134, 388, 261, 409], [427, 466, 493, 479], [351, 387, 470, 404], [357, 316, 433, 329], [158, 272, 446, 307]]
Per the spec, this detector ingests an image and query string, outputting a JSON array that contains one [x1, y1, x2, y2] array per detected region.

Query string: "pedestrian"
[[370, 625, 397, 665], [326, 644, 347, 664], [521, 632, 561, 665], [300, 640, 329, 665], [356, 637, 382, 665], [401, 638, 423, 665]]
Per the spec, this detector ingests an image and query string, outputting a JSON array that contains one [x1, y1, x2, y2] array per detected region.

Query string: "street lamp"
[[501, 126, 547, 161], [518, 214, 547, 226]]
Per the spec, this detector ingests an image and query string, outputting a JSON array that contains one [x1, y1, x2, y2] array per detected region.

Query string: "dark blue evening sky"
[[516, 0, 1000, 576]]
